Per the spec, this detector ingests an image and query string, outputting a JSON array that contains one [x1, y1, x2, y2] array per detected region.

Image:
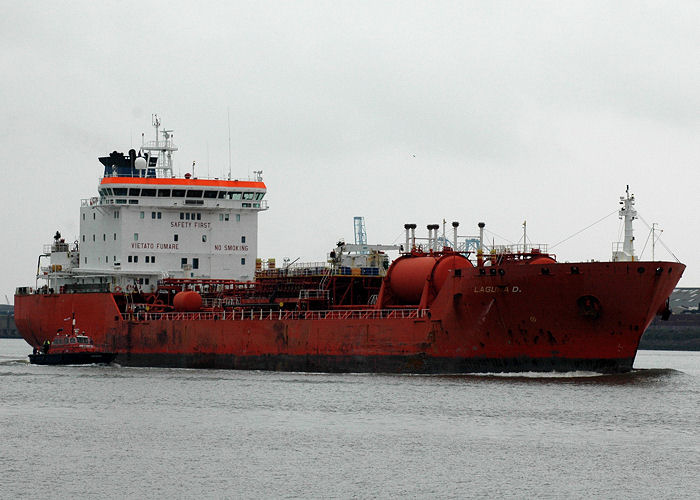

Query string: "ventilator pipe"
[[452, 221, 459, 251], [427, 224, 440, 252], [477, 222, 485, 266], [409, 224, 417, 249], [404, 224, 411, 253]]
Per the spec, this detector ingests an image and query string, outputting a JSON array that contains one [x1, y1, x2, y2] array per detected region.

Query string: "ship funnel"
[[129, 149, 137, 169]]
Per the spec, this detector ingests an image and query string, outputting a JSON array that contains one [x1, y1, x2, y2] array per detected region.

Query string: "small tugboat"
[[29, 318, 115, 365]]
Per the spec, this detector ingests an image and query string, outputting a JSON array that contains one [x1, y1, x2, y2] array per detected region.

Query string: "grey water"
[[1, 339, 698, 499]]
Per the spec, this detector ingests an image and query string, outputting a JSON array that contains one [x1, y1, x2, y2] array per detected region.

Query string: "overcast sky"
[[1, 1, 698, 303]]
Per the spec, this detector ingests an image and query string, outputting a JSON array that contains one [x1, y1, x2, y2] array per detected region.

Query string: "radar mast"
[[140, 114, 178, 177]]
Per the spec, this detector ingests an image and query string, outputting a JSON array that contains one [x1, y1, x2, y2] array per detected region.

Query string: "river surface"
[[1, 339, 698, 499]]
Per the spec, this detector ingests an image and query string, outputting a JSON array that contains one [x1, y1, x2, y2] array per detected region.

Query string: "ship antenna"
[[227, 108, 232, 181], [153, 114, 160, 142]]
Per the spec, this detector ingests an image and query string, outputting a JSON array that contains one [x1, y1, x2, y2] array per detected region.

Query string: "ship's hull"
[[103, 352, 634, 373], [15, 261, 684, 373]]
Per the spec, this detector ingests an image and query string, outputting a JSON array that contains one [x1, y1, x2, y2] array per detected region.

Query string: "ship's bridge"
[[90, 176, 268, 211]]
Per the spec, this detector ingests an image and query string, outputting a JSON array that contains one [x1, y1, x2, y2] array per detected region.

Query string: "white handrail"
[[122, 308, 428, 322]]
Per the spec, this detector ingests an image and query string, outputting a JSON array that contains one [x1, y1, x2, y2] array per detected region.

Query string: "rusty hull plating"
[[15, 249, 685, 373]]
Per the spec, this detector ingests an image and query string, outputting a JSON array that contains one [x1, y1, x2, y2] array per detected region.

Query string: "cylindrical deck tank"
[[430, 254, 473, 292], [386, 256, 438, 303], [173, 291, 202, 312]]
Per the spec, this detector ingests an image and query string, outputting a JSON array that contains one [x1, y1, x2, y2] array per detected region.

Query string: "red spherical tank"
[[430, 254, 473, 292], [386, 256, 438, 304], [173, 291, 202, 312], [529, 256, 557, 265]]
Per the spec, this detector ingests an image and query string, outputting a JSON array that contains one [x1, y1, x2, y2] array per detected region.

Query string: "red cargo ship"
[[14, 118, 684, 373]]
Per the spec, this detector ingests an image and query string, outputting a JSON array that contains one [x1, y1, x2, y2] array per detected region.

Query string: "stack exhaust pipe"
[[478, 222, 485, 266], [404, 224, 417, 251], [427, 224, 440, 251]]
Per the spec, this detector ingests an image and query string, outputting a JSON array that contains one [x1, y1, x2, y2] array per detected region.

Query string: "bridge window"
[[243, 192, 255, 200], [113, 188, 127, 196], [129, 188, 140, 196], [204, 190, 218, 199], [218, 191, 226, 199], [141, 189, 156, 196], [172, 189, 185, 197], [158, 189, 170, 197], [186, 190, 203, 198], [255, 193, 265, 200], [231, 192, 242, 200]]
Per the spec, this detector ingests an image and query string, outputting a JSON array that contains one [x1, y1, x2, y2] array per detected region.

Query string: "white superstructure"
[[38, 119, 267, 293], [612, 186, 637, 262]]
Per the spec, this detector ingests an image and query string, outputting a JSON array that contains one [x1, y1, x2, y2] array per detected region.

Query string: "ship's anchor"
[[577, 295, 602, 319]]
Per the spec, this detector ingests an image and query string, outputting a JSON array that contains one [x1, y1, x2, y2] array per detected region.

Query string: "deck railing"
[[122, 308, 428, 322]]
